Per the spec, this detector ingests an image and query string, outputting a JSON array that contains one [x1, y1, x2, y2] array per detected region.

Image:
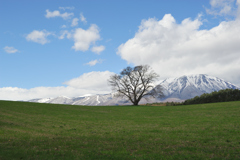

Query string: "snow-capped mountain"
[[29, 94, 132, 106], [158, 74, 239, 100], [28, 74, 239, 105], [29, 96, 84, 104], [29, 97, 53, 103], [71, 94, 131, 106]]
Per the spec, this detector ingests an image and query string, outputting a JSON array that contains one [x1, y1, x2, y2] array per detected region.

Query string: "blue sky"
[[1, 0, 240, 100]]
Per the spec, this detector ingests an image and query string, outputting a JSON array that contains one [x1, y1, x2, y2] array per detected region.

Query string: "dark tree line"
[[183, 89, 240, 105]]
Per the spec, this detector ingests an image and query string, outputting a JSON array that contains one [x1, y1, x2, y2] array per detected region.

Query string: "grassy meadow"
[[0, 100, 240, 159]]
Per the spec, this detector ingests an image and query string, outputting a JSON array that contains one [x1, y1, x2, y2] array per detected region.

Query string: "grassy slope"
[[0, 100, 240, 160]]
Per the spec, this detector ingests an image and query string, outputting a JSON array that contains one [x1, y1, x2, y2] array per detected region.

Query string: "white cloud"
[[205, 0, 239, 17], [59, 6, 75, 10], [91, 45, 105, 54], [71, 18, 79, 27], [237, 0, 240, 18], [59, 30, 72, 39], [64, 71, 113, 90], [4, 46, 19, 53], [80, 13, 87, 24], [61, 25, 67, 28], [117, 14, 240, 87], [45, 9, 74, 20], [85, 59, 103, 66], [26, 30, 52, 44], [0, 86, 97, 101], [72, 24, 101, 51], [0, 71, 113, 101]]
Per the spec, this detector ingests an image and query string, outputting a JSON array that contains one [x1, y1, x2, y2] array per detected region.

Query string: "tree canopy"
[[183, 88, 240, 105], [108, 65, 164, 105]]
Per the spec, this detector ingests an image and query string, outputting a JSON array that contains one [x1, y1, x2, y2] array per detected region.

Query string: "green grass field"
[[1, 100, 240, 159]]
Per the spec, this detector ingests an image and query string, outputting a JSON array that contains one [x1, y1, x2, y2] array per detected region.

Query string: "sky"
[[1, 0, 240, 101]]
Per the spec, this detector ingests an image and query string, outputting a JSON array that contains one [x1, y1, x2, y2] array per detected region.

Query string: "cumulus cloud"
[[72, 24, 101, 51], [45, 9, 74, 20], [91, 45, 105, 54], [0, 71, 113, 101], [71, 18, 79, 27], [117, 14, 240, 86], [26, 30, 52, 44], [80, 13, 87, 24], [85, 59, 103, 66], [4, 46, 19, 53], [64, 71, 113, 90]]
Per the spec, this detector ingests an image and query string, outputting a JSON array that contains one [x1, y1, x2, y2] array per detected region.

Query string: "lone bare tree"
[[108, 65, 164, 105]]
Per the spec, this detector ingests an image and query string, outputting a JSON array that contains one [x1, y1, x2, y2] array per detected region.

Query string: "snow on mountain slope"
[[28, 97, 53, 103], [28, 74, 239, 105], [46, 96, 74, 104], [158, 74, 239, 100], [72, 94, 132, 106]]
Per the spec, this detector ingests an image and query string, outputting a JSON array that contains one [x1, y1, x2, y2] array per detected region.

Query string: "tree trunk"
[[133, 101, 139, 106]]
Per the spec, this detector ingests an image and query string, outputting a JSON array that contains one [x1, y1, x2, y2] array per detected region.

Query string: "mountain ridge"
[[28, 74, 239, 105], [159, 74, 239, 100]]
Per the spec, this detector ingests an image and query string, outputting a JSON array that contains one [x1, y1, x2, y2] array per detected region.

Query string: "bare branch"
[[108, 65, 164, 105]]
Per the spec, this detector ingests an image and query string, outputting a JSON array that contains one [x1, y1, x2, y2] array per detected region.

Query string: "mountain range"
[[28, 74, 239, 106]]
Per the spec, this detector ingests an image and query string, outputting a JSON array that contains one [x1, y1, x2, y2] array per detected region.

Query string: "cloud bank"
[[0, 71, 113, 101], [117, 13, 240, 86]]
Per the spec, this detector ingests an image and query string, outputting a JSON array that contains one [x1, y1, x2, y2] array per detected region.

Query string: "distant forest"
[[182, 89, 240, 105], [164, 89, 240, 106]]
